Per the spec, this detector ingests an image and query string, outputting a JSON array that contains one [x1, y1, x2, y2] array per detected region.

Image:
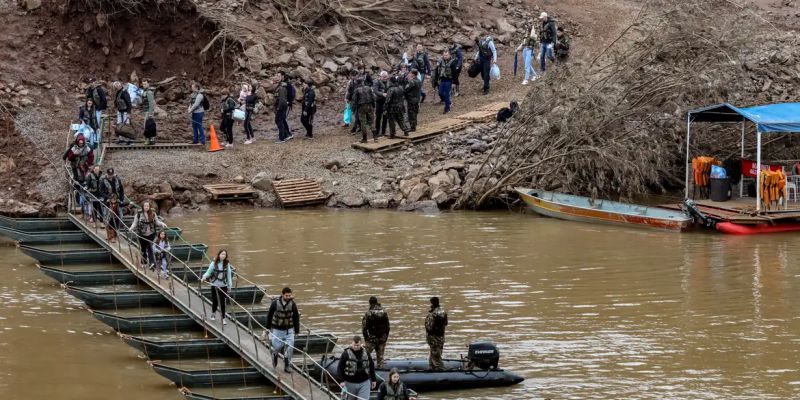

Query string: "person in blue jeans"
[[267, 287, 300, 373], [516, 25, 539, 84], [188, 82, 207, 144], [539, 12, 558, 73], [434, 50, 458, 114]]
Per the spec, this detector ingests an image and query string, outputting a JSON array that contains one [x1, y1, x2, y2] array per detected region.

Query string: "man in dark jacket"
[[433, 50, 458, 114], [85, 165, 104, 223], [337, 336, 377, 400], [385, 77, 410, 138], [300, 79, 316, 139], [539, 12, 558, 72], [113, 81, 132, 126], [85, 78, 107, 130], [101, 168, 125, 207], [410, 45, 431, 103], [404, 70, 421, 131], [274, 77, 291, 143], [284, 72, 296, 134], [473, 36, 497, 95], [372, 71, 389, 137], [266, 287, 300, 373], [352, 79, 376, 143], [450, 43, 463, 97], [362, 296, 390, 368]]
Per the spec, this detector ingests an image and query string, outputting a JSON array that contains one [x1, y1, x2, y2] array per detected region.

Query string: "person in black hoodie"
[[113, 81, 132, 126], [300, 79, 316, 139], [220, 87, 237, 147], [274, 77, 291, 143], [243, 84, 259, 144], [337, 336, 377, 400], [539, 12, 558, 72]]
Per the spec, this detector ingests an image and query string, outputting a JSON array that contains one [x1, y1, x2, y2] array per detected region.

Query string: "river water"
[[1, 209, 799, 399]]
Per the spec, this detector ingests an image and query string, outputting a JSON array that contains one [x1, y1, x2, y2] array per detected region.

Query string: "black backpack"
[[200, 93, 210, 111], [287, 83, 296, 105]]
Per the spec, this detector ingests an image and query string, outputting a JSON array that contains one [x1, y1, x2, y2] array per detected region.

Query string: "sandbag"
[[467, 60, 481, 78], [233, 109, 246, 121]]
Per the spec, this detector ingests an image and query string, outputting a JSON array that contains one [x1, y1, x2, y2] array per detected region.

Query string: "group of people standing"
[[345, 42, 464, 143], [515, 12, 570, 85]]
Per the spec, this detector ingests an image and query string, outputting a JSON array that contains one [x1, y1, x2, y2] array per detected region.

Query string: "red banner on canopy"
[[741, 160, 782, 178]]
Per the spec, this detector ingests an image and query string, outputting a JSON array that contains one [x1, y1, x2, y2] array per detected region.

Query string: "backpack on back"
[[200, 93, 210, 111]]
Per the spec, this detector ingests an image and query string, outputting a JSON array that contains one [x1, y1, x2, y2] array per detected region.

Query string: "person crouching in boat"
[[338, 335, 377, 400], [202, 249, 233, 325], [377, 368, 416, 400], [152, 230, 171, 279]]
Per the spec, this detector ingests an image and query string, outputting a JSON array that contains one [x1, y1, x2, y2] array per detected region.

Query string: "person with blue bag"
[[473, 35, 497, 95]]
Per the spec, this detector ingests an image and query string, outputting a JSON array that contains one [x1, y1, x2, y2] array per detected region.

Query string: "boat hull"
[[18, 243, 207, 264], [0, 226, 182, 244], [152, 363, 269, 387], [64, 285, 264, 309], [123, 333, 338, 359], [716, 221, 800, 235], [0, 215, 78, 231], [321, 357, 524, 392], [516, 188, 691, 231], [91, 309, 270, 333], [39, 264, 204, 285], [179, 388, 292, 400]]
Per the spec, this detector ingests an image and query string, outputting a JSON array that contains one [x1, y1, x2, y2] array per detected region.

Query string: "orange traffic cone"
[[207, 123, 224, 152]]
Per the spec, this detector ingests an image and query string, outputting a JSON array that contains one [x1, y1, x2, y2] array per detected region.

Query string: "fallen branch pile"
[[456, 0, 800, 209]]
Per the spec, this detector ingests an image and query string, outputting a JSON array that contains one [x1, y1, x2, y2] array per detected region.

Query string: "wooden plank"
[[351, 137, 406, 152], [203, 184, 256, 202], [107, 143, 203, 151]]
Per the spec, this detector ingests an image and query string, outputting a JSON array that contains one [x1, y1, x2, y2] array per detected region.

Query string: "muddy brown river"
[[1, 209, 799, 399]]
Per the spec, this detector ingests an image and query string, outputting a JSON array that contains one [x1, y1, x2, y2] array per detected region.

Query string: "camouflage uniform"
[[425, 306, 448, 370], [362, 304, 390, 368], [385, 80, 409, 138], [352, 83, 375, 142], [404, 77, 421, 131]]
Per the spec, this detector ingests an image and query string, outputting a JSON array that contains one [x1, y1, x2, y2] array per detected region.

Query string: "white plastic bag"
[[127, 83, 142, 106], [490, 64, 501, 80], [233, 109, 246, 121]]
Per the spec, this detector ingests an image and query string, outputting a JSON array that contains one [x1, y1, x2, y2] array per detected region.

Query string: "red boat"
[[716, 222, 800, 235]]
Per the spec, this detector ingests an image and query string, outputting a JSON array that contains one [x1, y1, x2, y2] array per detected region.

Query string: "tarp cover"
[[689, 102, 800, 133]]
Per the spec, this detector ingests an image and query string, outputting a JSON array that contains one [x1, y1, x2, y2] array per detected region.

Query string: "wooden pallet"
[[202, 184, 256, 201], [351, 137, 407, 153], [273, 179, 328, 207], [454, 109, 499, 122], [107, 143, 204, 151], [476, 101, 511, 112], [405, 118, 472, 142]]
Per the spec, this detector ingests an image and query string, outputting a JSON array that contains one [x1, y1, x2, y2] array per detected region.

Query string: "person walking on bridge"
[[85, 78, 107, 130], [337, 335, 377, 400], [202, 249, 234, 325], [85, 165, 104, 224], [425, 296, 448, 370], [267, 287, 300, 373], [130, 200, 166, 269], [362, 296, 390, 368]]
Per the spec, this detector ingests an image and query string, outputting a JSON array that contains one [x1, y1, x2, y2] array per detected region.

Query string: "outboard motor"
[[682, 199, 716, 229], [467, 341, 499, 370]]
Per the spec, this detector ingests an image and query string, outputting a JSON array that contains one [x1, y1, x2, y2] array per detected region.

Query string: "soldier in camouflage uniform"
[[352, 79, 376, 143], [385, 76, 409, 138], [404, 70, 421, 131], [425, 296, 448, 371], [362, 296, 390, 368]]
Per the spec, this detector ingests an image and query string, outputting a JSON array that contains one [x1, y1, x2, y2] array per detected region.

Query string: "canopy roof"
[[688, 102, 800, 133]]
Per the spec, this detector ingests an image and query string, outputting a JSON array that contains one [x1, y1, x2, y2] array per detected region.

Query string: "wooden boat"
[[91, 309, 270, 333], [18, 243, 208, 264], [179, 388, 291, 400], [0, 215, 78, 231], [39, 264, 205, 285], [64, 285, 265, 309], [122, 333, 338, 359], [151, 363, 269, 387], [516, 188, 692, 231], [321, 357, 524, 392]]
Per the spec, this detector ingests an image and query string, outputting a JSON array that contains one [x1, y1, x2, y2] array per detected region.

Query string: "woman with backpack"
[[202, 249, 234, 325], [152, 230, 172, 279], [188, 82, 208, 145], [377, 369, 416, 400], [129, 200, 166, 268]]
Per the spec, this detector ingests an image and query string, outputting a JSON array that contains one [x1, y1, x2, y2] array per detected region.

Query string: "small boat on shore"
[[39, 264, 205, 285], [64, 284, 265, 309], [122, 333, 338, 359], [91, 309, 270, 333], [18, 243, 208, 264], [516, 188, 692, 231]]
